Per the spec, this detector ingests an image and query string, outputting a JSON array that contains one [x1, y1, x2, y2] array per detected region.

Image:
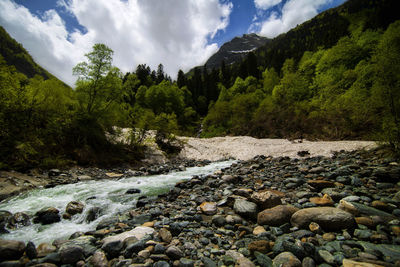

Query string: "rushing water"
[[0, 160, 234, 244]]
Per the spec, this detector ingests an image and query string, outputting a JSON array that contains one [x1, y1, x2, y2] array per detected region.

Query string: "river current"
[[0, 160, 234, 244]]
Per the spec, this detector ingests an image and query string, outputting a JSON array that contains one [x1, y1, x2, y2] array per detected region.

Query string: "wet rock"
[[59, 245, 84, 264], [339, 200, 395, 220], [86, 207, 102, 223], [233, 199, 258, 219], [7, 212, 30, 229], [179, 258, 194, 267], [0, 239, 25, 261], [65, 201, 84, 215], [251, 191, 282, 210], [273, 252, 301, 267], [126, 188, 141, 194], [291, 207, 355, 231], [221, 175, 238, 183], [257, 205, 299, 226], [199, 202, 218, 215], [33, 207, 60, 225], [236, 257, 256, 267], [253, 225, 266, 235], [26, 241, 37, 259]]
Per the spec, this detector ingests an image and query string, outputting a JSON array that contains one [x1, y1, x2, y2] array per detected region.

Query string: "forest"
[[0, 0, 399, 170]]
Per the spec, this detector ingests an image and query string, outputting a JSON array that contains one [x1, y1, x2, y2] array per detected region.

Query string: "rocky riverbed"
[[1, 147, 400, 266]]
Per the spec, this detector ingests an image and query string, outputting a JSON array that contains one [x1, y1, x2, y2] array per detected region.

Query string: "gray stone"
[[234, 199, 258, 219], [33, 207, 60, 225], [65, 201, 84, 215], [254, 251, 273, 267]]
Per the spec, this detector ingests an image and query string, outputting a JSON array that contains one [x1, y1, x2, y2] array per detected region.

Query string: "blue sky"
[[1, 0, 346, 85]]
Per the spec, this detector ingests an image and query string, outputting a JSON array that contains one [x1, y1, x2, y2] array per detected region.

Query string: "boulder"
[[291, 207, 355, 231], [0, 239, 25, 261], [233, 199, 258, 219], [251, 191, 282, 210], [33, 207, 60, 225], [8, 212, 30, 228], [257, 205, 299, 226], [309, 194, 334, 206], [65, 201, 84, 215]]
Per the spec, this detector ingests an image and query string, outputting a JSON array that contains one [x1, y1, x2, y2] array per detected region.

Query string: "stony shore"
[[1, 147, 400, 267]]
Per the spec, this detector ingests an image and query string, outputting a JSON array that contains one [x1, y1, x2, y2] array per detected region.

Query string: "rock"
[[318, 250, 335, 265], [342, 259, 384, 267], [179, 258, 194, 267], [211, 215, 226, 227], [102, 226, 154, 247], [33, 207, 60, 225], [338, 200, 395, 219], [159, 228, 172, 243], [138, 249, 151, 259], [254, 251, 273, 267], [257, 205, 299, 226], [90, 250, 108, 267], [309, 167, 326, 174], [126, 188, 141, 194], [202, 257, 217, 267], [221, 175, 238, 183], [26, 241, 37, 259], [199, 202, 218, 215], [236, 257, 256, 267], [0, 239, 25, 261], [233, 199, 258, 219], [86, 207, 102, 223], [355, 217, 376, 229], [37, 243, 57, 257], [7, 212, 30, 228], [65, 201, 84, 215], [273, 252, 301, 267], [226, 214, 243, 225], [309, 194, 334, 206], [251, 191, 282, 210], [248, 240, 270, 254], [0, 210, 12, 233], [291, 207, 355, 231], [165, 245, 184, 260], [253, 226, 267, 235], [307, 180, 335, 190], [154, 261, 171, 267], [59, 245, 84, 264], [302, 257, 315, 267], [101, 240, 123, 258]]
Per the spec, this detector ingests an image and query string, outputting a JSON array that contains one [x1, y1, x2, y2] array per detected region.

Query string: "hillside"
[[0, 26, 60, 81]]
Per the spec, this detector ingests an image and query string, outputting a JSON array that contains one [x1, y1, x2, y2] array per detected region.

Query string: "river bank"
[[0, 137, 376, 202], [1, 144, 400, 266]]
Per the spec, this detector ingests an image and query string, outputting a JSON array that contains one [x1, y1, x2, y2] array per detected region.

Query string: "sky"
[[0, 0, 346, 86]]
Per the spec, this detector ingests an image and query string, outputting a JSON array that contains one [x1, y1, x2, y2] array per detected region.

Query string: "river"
[[0, 160, 234, 244]]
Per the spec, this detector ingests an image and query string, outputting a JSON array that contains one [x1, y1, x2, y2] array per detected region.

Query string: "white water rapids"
[[0, 161, 234, 244]]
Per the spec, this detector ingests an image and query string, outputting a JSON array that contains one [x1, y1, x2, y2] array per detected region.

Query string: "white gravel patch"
[[178, 136, 376, 161]]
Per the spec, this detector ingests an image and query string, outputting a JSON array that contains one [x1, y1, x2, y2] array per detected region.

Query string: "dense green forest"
[[1, 0, 400, 170]]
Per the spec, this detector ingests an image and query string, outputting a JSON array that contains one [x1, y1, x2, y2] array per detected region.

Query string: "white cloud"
[[254, 0, 282, 10], [0, 0, 233, 86], [256, 0, 332, 38]]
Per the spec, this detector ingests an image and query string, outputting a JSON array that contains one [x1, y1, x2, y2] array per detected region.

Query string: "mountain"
[[204, 33, 270, 70], [0, 26, 62, 82]]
